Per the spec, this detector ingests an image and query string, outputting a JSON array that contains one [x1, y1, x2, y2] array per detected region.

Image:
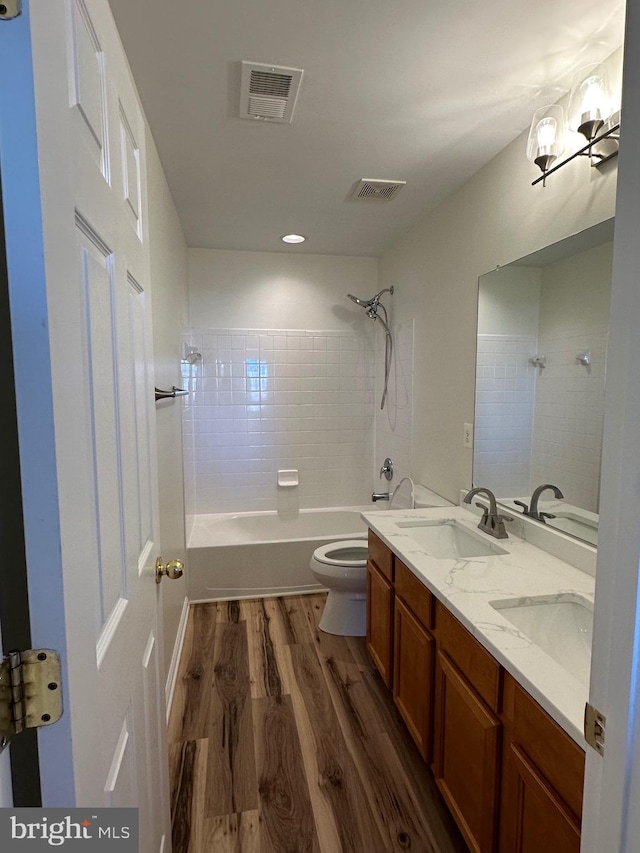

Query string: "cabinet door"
[[394, 597, 434, 760], [366, 560, 394, 687], [433, 651, 501, 853], [500, 742, 580, 853]]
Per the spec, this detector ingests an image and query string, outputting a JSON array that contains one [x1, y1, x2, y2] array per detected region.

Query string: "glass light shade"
[[526, 105, 566, 173], [281, 234, 306, 244], [569, 63, 612, 140]]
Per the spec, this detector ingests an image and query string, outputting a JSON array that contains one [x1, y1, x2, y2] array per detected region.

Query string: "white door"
[[0, 631, 12, 808], [0, 1, 170, 848]]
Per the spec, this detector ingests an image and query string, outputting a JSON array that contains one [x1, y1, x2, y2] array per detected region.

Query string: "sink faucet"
[[463, 487, 513, 539], [515, 483, 564, 523]]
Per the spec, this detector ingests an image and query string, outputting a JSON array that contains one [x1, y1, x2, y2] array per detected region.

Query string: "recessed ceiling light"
[[281, 234, 306, 244]]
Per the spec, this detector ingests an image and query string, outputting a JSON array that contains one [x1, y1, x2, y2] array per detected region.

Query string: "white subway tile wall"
[[181, 329, 375, 514], [529, 325, 607, 513], [474, 334, 537, 496], [375, 320, 414, 489]]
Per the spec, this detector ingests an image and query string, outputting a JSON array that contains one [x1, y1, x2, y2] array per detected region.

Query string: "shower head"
[[347, 293, 375, 307], [346, 287, 395, 410], [347, 286, 394, 309]]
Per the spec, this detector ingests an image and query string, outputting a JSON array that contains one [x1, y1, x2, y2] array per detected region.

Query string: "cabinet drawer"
[[434, 600, 502, 712], [502, 673, 585, 820], [395, 558, 433, 630], [368, 529, 394, 581]]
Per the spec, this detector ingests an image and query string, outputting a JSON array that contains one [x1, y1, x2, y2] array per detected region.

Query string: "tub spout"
[[371, 492, 390, 502]]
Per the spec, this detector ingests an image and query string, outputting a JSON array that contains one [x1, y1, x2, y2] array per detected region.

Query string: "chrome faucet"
[[514, 483, 564, 523], [463, 487, 513, 539], [379, 457, 393, 481], [371, 492, 390, 502]]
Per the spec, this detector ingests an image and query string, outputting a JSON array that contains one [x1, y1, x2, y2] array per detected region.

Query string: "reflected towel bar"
[[155, 386, 188, 401]]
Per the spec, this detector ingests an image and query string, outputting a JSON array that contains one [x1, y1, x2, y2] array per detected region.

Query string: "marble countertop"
[[361, 505, 594, 747]]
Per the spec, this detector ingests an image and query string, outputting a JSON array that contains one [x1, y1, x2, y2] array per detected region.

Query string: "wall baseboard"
[[165, 595, 190, 725]]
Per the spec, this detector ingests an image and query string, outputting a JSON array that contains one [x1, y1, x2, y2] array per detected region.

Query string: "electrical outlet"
[[463, 423, 473, 448]]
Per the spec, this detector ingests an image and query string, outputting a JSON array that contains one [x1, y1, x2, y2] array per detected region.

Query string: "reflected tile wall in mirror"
[[473, 220, 614, 546]]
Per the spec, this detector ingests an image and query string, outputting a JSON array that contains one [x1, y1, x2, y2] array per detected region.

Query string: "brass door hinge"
[[0, 1, 22, 21], [0, 649, 63, 754], [584, 702, 606, 756]]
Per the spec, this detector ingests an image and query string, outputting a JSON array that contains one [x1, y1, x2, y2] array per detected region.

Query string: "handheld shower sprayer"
[[346, 286, 395, 409]]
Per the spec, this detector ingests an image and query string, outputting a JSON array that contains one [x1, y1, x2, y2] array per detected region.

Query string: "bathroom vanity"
[[363, 507, 593, 853]]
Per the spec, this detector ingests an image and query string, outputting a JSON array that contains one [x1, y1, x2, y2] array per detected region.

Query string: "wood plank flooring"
[[168, 594, 468, 853]]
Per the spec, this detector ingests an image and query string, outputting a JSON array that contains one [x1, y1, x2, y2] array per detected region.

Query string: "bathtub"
[[186, 507, 370, 602]]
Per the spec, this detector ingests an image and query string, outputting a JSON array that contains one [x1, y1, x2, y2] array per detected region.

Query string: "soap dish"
[[277, 469, 299, 487]]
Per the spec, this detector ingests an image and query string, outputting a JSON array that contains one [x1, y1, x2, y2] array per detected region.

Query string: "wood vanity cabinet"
[[393, 559, 435, 761], [432, 601, 502, 853], [365, 534, 586, 853], [366, 530, 394, 687], [499, 672, 584, 853]]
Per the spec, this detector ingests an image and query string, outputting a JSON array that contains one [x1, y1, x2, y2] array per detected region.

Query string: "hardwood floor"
[[168, 594, 468, 853]]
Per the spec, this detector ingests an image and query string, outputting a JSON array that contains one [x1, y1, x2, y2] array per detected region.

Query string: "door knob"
[[155, 557, 184, 584]]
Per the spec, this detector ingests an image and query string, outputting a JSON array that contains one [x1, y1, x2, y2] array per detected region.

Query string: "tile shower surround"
[[474, 334, 537, 497], [475, 328, 607, 512], [182, 329, 376, 514], [529, 325, 607, 513]]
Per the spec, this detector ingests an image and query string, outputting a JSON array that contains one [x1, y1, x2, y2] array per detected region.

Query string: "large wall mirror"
[[473, 218, 614, 546]]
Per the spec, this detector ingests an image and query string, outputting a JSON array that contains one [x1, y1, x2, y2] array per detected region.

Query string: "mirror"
[[473, 219, 614, 546]]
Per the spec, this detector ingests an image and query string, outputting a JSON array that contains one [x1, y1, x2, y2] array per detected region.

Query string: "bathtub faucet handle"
[[379, 458, 393, 481]]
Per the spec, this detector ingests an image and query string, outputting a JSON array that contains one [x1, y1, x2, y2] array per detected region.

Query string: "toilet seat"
[[313, 539, 368, 567]]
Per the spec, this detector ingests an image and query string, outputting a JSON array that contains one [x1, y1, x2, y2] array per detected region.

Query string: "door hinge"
[[0, 649, 63, 754], [584, 702, 606, 756], [0, 1, 22, 21]]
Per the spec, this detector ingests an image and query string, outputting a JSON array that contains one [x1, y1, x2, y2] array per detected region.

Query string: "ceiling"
[[108, 0, 625, 257]]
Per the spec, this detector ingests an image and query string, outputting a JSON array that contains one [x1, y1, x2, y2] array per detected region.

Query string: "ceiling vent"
[[351, 179, 407, 201], [240, 61, 304, 123]]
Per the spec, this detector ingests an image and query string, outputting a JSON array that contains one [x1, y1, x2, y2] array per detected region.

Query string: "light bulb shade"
[[569, 63, 612, 140], [526, 105, 566, 173]]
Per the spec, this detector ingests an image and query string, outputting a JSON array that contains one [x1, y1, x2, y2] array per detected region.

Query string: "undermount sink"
[[490, 594, 593, 686], [395, 519, 509, 559]]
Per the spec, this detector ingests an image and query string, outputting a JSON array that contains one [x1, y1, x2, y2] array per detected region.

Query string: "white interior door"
[[0, 1, 170, 848], [0, 631, 12, 808]]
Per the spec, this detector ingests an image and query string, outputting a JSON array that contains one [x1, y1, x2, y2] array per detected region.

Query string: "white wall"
[[477, 267, 541, 337], [378, 50, 621, 504], [147, 134, 189, 689], [188, 248, 378, 331]]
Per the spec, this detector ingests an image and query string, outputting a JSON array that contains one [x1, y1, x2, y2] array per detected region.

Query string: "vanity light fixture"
[[529, 63, 620, 186], [281, 234, 306, 244], [527, 105, 566, 186]]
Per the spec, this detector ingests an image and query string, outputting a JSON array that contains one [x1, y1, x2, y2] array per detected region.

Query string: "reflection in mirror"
[[473, 219, 614, 546]]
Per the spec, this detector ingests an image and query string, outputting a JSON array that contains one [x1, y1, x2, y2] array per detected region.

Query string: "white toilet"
[[309, 537, 369, 636]]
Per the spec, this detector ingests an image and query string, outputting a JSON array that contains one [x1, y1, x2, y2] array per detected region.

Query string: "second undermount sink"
[[490, 594, 593, 686], [395, 519, 509, 559]]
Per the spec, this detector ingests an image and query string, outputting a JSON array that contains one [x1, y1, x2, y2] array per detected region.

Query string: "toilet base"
[[319, 590, 366, 636]]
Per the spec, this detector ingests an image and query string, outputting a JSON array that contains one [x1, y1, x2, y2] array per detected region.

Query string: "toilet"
[[309, 537, 368, 636]]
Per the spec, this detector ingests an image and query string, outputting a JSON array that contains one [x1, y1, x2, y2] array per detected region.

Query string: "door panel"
[[0, 1, 170, 846]]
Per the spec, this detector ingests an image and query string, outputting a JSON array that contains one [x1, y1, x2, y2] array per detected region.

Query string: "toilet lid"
[[314, 540, 368, 567]]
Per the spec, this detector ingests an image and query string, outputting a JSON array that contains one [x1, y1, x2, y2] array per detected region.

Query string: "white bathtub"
[[186, 507, 370, 602]]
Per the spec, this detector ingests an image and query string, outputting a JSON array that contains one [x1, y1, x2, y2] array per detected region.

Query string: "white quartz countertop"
[[361, 505, 594, 748]]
